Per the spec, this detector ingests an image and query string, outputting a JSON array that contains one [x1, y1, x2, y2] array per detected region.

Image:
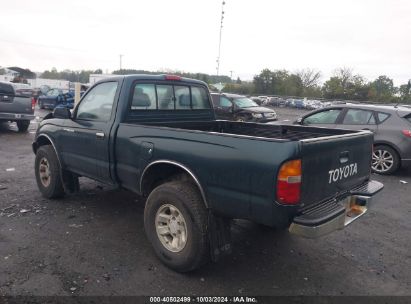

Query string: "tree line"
[[225, 68, 411, 103], [39, 68, 231, 88], [3, 66, 409, 103], [40, 68, 103, 84], [111, 69, 231, 84]]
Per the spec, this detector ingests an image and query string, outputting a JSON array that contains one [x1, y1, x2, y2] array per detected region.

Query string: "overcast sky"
[[1, 0, 410, 85]]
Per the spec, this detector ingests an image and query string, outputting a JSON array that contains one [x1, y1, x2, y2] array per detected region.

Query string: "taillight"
[[277, 159, 302, 205], [164, 75, 181, 81], [402, 130, 411, 138], [31, 97, 36, 111]]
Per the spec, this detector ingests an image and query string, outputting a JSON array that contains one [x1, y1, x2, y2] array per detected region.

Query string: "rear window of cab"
[[130, 83, 211, 110]]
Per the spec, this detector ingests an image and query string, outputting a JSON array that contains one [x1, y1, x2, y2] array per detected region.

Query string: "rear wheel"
[[35, 145, 65, 198], [17, 120, 30, 132], [372, 145, 400, 175], [144, 181, 209, 272]]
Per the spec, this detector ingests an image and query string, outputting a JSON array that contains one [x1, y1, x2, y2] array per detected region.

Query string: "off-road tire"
[[144, 181, 209, 272], [35, 145, 65, 198]]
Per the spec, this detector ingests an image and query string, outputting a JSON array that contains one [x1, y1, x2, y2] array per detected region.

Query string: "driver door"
[[59, 81, 119, 183]]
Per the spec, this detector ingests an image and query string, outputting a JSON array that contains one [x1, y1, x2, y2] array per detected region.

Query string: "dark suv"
[[211, 93, 277, 123], [295, 103, 411, 174]]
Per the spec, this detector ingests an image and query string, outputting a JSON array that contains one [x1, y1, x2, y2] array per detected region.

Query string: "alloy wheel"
[[39, 157, 51, 187], [372, 149, 394, 173], [155, 204, 188, 252]]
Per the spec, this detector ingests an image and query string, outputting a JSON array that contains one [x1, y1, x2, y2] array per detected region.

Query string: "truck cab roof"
[[95, 74, 208, 87]]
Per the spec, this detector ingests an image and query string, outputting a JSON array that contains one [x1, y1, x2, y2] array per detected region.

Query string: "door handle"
[[63, 128, 75, 133], [96, 132, 105, 139]]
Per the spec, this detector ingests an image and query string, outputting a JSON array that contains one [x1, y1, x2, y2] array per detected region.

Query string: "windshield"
[[233, 97, 258, 108]]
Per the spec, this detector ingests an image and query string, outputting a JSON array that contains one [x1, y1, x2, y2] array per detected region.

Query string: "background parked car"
[[295, 103, 411, 174], [305, 100, 324, 110], [0, 81, 35, 132], [250, 96, 264, 105], [267, 97, 286, 107], [11, 86, 46, 104], [37, 88, 75, 110], [211, 93, 277, 122], [9, 83, 34, 98], [257, 96, 270, 105], [285, 98, 295, 107], [294, 99, 305, 109]]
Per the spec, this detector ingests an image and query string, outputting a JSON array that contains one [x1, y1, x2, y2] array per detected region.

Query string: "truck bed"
[[119, 117, 372, 223], [129, 119, 357, 141]]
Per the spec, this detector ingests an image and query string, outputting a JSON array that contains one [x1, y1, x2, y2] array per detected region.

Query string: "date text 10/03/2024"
[[149, 296, 258, 303]]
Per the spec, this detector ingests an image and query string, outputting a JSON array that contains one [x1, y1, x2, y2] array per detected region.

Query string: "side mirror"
[[295, 117, 303, 125], [53, 107, 71, 119]]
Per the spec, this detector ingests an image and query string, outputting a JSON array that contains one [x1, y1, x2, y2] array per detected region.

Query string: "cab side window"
[[76, 82, 118, 121]]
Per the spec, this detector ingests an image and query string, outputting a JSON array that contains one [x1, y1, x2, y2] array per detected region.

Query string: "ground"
[[0, 107, 410, 296]]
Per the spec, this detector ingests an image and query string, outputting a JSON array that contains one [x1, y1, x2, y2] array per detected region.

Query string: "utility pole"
[[216, 1, 226, 76], [229, 70, 233, 80], [119, 54, 123, 71]]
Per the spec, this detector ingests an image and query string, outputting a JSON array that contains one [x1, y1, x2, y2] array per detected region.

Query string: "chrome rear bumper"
[[289, 180, 383, 238]]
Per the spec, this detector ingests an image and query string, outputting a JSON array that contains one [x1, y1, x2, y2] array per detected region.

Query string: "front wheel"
[[372, 145, 400, 175], [144, 181, 209, 272], [35, 145, 65, 198], [17, 120, 30, 132]]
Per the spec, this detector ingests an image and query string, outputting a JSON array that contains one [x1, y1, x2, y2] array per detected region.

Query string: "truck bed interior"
[[170, 121, 357, 141], [129, 120, 357, 141]]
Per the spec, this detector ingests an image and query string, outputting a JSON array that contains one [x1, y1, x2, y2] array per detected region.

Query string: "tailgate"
[[300, 131, 373, 207], [0, 95, 33, 114]]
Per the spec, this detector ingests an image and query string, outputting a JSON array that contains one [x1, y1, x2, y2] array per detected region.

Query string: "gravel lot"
[[0, 107, 410, 296]]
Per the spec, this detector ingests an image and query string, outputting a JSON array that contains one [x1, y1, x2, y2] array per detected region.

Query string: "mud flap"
[[207, 212, 232, 262], [61, 170, 80, 193]]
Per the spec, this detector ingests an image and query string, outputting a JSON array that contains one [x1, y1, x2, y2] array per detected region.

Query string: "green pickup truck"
[[32, 75, 383, 272]]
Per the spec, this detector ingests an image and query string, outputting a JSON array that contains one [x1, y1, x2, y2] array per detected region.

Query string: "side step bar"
[[289, 180, 383, 238]]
